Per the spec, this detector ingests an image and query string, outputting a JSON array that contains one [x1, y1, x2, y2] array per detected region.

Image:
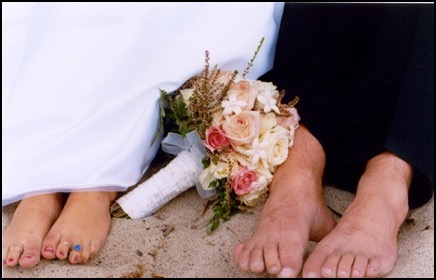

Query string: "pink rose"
[[277, 107, 300, 129], [232, 166, 257, 196], [204, 126, 228, 152], [222, 111, 260, 146], [228, 81, 257, 111]]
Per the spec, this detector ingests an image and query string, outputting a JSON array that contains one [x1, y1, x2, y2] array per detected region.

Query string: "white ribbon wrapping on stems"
[[115, 131, 215, 219], [161, 131, 216, 198]]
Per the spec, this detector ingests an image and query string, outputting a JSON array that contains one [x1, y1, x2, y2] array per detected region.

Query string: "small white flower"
[[257, 89, 280, 113], [245, 138, 268, 167], [221, 94, 247, 115]]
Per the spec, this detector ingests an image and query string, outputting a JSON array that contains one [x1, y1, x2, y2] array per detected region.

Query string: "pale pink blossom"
[[222, 111, 260, 146], [228, 80, 257, 111]]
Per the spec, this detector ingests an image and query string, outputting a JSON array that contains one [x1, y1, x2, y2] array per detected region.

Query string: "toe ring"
[[9, 246, 22, 253], [73, 244, 82, 252]]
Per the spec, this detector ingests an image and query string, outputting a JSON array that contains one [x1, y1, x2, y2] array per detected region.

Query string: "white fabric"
[[117, 150, 197, 219], [2, 3, 284, 206]]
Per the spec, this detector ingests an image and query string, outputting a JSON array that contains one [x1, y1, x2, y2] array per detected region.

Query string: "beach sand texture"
[[2, 186, 434, 278]]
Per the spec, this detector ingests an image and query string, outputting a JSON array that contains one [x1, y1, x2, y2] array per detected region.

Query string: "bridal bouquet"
[[112, 40, 300, 232]]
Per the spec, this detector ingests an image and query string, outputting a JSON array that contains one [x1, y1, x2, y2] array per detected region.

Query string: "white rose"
[[259, 113, 277, 135], [199, 158, 239, 190], [213, 157, 238, 179], [199, 165, 218, 190], [252, 80, 278, 97], [255, 164, 274, 184], [261, 126, 290, 171]]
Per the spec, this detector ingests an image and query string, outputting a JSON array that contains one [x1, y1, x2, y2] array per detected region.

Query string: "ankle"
[[353, 152, 412, 226], [366, 151, 413, 186], [68, 191, 118, 205], [16, 194, 62, 217]]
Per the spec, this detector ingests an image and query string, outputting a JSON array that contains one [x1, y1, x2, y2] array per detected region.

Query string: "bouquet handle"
[[114, 150, 197, 219]]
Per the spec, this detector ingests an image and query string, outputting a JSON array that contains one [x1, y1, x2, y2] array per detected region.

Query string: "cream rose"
[[199, 158, 238, 190], [199, 165, 218, 190], [261, 126, 290, 171], [222, 111, 260, 146], [259, 113, 277, 135], [213, 157, 238, 179]]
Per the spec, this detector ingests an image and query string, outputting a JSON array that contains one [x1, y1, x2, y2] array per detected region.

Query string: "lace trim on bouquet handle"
[[115, 149, 197, 219]]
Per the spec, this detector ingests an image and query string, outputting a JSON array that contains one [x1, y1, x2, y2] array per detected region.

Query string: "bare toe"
[[320, 252, 341, 278], [366, 256, 394, 278], [19, 242, 43, 268], [337, 253, 354, 278], [351, 254, 368, 278], [4, 246, 22, 267], [56, 239, 73, 260], [304, 152, 410, 278], [2, 194, 61, 268], [263, 241, 280, 275], [302, 247, 328, 278], [41, 230, 62, 260], [249, 246, 265, 273], [277, 237, 306, 278], [69, 243, 83, 264], [42, 191, 116, 265], [233, 126, 336, 278], [235, 243, 252, 272]]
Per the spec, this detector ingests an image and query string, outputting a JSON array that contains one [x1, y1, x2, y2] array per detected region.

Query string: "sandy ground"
[[2, 185, 434, 278]]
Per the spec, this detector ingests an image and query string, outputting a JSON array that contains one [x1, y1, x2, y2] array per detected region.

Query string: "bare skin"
[[233, 126, 412, 278], [302, 152, 411, 278], [2, 191, 117, 267], [2, 194, 62, 268], [234, 126, 336, 277]]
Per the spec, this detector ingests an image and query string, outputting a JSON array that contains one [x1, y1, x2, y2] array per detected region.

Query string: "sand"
[[2, 186, 434, 278]]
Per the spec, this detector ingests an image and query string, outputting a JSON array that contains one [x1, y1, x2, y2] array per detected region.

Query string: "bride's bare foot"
[[41, 191, 117, 264], [233, 126, 336, 277], [303, 152, 412, 278], [2, 194, 62, 268]]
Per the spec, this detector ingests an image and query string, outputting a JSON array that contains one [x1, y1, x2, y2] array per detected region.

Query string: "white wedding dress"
[[2, 3, 284, 206]]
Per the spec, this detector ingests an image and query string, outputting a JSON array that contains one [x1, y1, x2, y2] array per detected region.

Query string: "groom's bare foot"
[[41, 191, 117, 264], [233, 126, 336, 277], [2, 194, 62, 268], [303, 152, 412, 278]]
